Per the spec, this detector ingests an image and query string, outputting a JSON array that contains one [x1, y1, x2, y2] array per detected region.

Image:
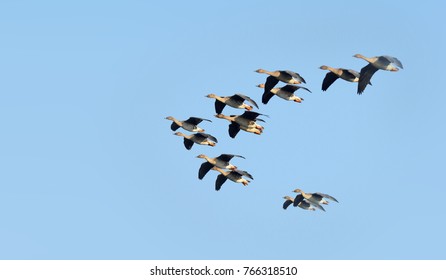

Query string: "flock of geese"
[[166, 54, 403, 213]]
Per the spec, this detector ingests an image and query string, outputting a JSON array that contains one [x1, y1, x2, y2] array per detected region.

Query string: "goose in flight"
[[196, 154, 245, 179], [174, 132, 217, 150], [165, 116, 212, 132], [353, 54, 403, 94], [206, 93, 259, 114]]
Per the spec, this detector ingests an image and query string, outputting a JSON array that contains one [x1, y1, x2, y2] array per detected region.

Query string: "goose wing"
[[183, 138, 194, 150], [198, 162, 214, 180], [264, 76, 279, 93], [292, 194, 305, 207], [217, 154, 245, 162], [358, 64, 379, 94], [215, 174, 228, 191], [240, 111, 266, 120], [185, 117, 212, 125], [234, 169, 253, 180], [282, 85, 312, 93], [382, 55, 403, 69], [170, 122, 180, 131], [321, 72, 339, 91], [315, 192, 339, 203], [214, 100, 226, 114], [284, 70, 306, 84], [197, 133, 218, 143], [228, 122, 241, 138], [307, 200, 326, 212], [234, 94, 259, 109], [283, 199, 293, 210], [262, 89, 275, 104]]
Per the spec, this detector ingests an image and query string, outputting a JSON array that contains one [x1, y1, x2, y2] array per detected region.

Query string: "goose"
[[353, 54, 403, 94], [292, 188, 338, 212], [165, 116, 212, 132], [257, 84, 310, 104], [228, 122, 262, 138], [215, 111, 266, 130], [211, 166, 253, 191], [255, 69, 306, 96], [206, 93, 259, 114], [283, 196, 315, 211], [196, 154, 245, 179], [174, 132, 217, 150], [319, 65, 371, 91]]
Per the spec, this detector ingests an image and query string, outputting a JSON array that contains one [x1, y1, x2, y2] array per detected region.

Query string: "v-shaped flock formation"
[[166, 54, 403, 212]]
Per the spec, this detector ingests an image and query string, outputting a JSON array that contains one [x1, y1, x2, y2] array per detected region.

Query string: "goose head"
[[206, 93, 217, 99], [292, 188, 302, 193], [196, 154, 207, 159], [319, 65, 329, 70], [165, 116, 174, 121], [256, 84, 265, 88], [255, 69, 266, 73]]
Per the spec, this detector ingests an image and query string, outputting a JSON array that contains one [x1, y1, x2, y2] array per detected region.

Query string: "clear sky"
[[0, 0, 445, 259]]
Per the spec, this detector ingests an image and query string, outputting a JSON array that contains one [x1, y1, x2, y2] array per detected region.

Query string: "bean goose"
[[215, 111, 266, 138], [174, 132, 217, 150], [292, 188, 338, 212], [257, 84, 310, 104], [211, 166, 253, 191], [196, 154, 245, 179], [255, 69, 306, 97], [206, 93, 259, 114], [319, 65, 371, 91], [353, 54, 403, 94], [283, 196, 315, 211], [165, 116, 212, 132]]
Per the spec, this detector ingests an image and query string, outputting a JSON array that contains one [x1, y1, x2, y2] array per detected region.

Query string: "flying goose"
[[257, 84, 310, 104], [292, 188, 338, 212], [206, 93, 259, 114], [319, 65, 370, 91], [283, 195, 316, 211], [255, 69, 306, 97], [165, 116, 212, 132], [353, 54, 403, 94], [215, 111, 266, 138], [196, 154, 246, 179], [174, 132, 217, 150], [211, 167, 253, 191]]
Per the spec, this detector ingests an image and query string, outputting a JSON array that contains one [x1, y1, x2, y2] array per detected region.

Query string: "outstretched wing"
[[292, 194, 305, 207], [197, 133, 218, 143], [264, 76, 279, 93], [316, 192, 339, 203], [262, 90, 275, 104], [185, 117, 212, 125], [217, 154, 245, 162], [228, 122, 241, 138], [285, 70, 306, 84], [321, 72, 339, 91], [234, 169, 253, 180], [383, 55, 403, 69], [283, 199, 293, 210], [170, 122, 180, 131], [240, 111, 266, 120], [215, 174, 228, 191], [214, 100, 226, 114], [198, 162, 214, 180], [235, 94, 259, 109], [307, 200, 326, 212], [358, 64, 379, 94], [183, 138, 194, 150]]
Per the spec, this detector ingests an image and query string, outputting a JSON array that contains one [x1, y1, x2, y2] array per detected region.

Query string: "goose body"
[[165, 116, 212, 132], [257, 84, 310, 104], [174, 132, 217, 150], [196, 154, 245, 179], [353, 54, 403, 94], [283, 195, 315, 211], [212, 167, 253, 191], [319, 65, 369, 91], [206, 93, 259, 114], [292, 188, 338, 212]]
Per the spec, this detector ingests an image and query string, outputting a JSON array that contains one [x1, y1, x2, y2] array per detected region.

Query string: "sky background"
[[0, 0, 445, 259]]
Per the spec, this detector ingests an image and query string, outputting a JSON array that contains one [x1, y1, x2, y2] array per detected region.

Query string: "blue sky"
[[0, 0, 445, 259]]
